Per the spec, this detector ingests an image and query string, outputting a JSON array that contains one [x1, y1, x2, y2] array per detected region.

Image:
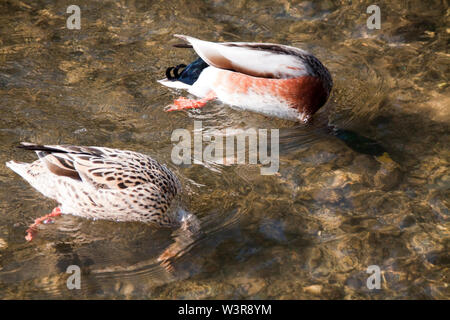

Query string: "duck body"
[[6, 143, 182, 227], [159, 35, 333, 122]]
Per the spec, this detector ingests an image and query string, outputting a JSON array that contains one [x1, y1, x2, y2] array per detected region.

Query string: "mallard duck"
[[159, 35, 333, 123], [6, 142, 193, 243]]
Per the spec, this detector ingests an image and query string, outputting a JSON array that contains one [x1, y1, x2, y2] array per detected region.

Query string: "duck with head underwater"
[[160, 35, 387, 157], [159, 34, 333, 123], [6, 142, 200, 270]]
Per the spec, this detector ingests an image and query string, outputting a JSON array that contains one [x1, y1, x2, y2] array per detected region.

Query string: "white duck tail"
[[172, 34, 313, 79]]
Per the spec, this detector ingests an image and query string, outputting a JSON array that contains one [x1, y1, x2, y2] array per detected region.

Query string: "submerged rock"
[[304, 284, 323, 295], [374, 166, 402, 191], [312, 188, 343, 204], [0, 238, 7, 250], [374, 153, 402, 191], [426, 251, 450, 267]]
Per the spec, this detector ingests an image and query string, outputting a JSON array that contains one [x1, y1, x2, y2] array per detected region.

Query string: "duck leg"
[[25, 207, 62, 241], [166, 92, 216, 112], [157, 212, 201, 272]]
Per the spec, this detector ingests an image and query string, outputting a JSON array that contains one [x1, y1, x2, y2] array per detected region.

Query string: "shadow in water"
[[330, 128, 386, 156], [279, 105, 387, 158]]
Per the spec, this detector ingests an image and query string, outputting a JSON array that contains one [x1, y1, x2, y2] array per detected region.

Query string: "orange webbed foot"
[[25, 207, 62, 241], [166, 97, 208, 111], [157, 247, 178, 273], [165, 92, 216, 112]]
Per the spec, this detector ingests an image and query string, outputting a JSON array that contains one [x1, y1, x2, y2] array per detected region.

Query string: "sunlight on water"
[[0, 0, 448, 299]]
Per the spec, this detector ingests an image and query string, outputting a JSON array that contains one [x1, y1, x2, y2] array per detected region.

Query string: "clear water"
[[0, 0, 448, 299]]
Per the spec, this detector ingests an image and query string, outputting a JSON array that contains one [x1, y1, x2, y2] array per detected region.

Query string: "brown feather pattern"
[[6, 143, 183, 227]]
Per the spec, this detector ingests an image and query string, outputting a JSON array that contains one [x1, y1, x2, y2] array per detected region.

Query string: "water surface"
[[0, 0, 448, 299]]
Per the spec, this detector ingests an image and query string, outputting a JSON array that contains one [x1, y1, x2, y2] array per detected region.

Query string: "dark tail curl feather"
[[164, 57, 209, 85]]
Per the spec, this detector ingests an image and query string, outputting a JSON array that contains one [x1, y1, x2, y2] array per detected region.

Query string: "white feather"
[[174, 34, 311, 79], [157, 79, 191, 90], [189, 66, 306, 121]]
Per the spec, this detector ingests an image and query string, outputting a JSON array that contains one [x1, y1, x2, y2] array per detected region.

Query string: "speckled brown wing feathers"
[[18, 142, 180, 195]]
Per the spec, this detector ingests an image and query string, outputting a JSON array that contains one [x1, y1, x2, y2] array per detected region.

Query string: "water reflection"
[[0, 0, 448, 299]]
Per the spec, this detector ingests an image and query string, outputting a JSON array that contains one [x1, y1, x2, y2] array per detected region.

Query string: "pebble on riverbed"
[[303, 284, 323, 295], [0, 238, 7, 250], [374, 153, 402, 191], [231, 276, 266, 296]]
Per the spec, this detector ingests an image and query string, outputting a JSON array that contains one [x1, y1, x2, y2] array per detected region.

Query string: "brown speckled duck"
[[6, 143, 198, 254]]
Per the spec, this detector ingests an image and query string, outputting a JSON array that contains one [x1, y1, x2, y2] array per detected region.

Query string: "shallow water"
[[0, 0, 448, 299]]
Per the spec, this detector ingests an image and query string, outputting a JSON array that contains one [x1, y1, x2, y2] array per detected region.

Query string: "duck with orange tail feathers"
[[160, 35, 389, 157], [159, 35, 333, 123]]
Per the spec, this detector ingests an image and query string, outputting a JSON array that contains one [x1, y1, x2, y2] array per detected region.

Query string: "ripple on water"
[[0, 0, 448, 299]]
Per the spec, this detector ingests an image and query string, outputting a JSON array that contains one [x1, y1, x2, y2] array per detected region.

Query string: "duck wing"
[[18, 142, 178, 193], [174, 34, 312, 79]]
